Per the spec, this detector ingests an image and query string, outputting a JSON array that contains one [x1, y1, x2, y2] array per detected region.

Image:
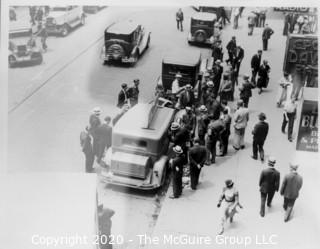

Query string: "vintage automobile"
[[101, 20, 151, 64], [8, 40, 43, 67], [198, 6, 232, 24], [45, 6, 85, 36], [83, 5, 105, 14], [100, 100, 175, 190], [188, 12, 217, 45]]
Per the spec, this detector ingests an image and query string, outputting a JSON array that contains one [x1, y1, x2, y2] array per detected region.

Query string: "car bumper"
[[188, 33, 213, 44], [99, 170, 160, 190], [14, 55, 41, 63], [46, 25, 63, 35], [102, 54, 135, 63]]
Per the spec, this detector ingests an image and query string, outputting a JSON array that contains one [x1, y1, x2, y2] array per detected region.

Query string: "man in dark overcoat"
[[250, 50, 262, 84], [251, 112, 269, 161], [262, 24, 274, 50], [169, 146, 187, 198], [259, 157, 280, 217]]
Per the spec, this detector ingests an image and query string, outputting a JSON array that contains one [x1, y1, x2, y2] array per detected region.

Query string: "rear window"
[[191, 18, 214, 27], [105, 32, 132, 43], [122, 138, 147, 148]]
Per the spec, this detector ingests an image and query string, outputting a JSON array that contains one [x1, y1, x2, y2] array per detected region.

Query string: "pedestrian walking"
[[80, 126, 95, 173], [257, 60, 270, 94], [280, 163, 303, 222], [36, 21, 48, 51], [259, 157, 280, 217], [233, 100, 249, 150], [169, 146, 187, 198], [117, 83, 129, 109], [170, 122, 190, 158], [217, 7, 230, 27], [262, 24, 274, 51], [95, 116, 112, 164], [239, 7, 245, 18], [197, 105, 210, 146], [176, 8, 184, 31], [219, 75, 233, 103], [247, 13, 256, 35], [226, 36, 237, 65], [217, 179, 243, 234], [89, 107, 102, 157], [239, 74, 255, 107], [205, 116, 225, 164], [35, 7, 44, 22], [127, 79, 140, 107], [233, 8, 240, 29], [181, 106, 197, 141], [277, 72, 293, 107], [281, 98, 297, 142], [233, 44, 244, 76], [212, 60, 224, 97], [259, 10, 267, 27], [188, 139, 207, 190], [220, 109, 232, 156], [211, 39, 223, 62], [207, 95, 222, 121], [251, 50, 262, 84], [179, 84, 195, 109], [251, 113, 269, 162], [213, 24, 222, 44]]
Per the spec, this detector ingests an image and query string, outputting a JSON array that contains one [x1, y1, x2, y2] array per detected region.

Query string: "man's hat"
[[194, 138, 201, 144], [185, 84, 192, 89], [216, 59, 221, 64], [268, 157, 276, 167], [175, 73, 182, 78], [121, 83, 127, 88], [207, 81, 214, 87], [258, 49, 263, 53], [185, 106, 192, 111], [171, 122, 180, 130], [232, 36, 236, 39], [93, 107, 101, 114], [225, 179, 234, 187], [173, 145, 183, 154], [237, 99, 244, 106], [199, 105, 207, 112], [290, 163, 299, 171], [258, 112, 266, 120], [204, 72, 210, 77], [133, 79, 140, 84]]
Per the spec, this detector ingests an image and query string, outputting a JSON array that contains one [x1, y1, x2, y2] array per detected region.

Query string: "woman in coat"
[[257, 60, 271, 94]]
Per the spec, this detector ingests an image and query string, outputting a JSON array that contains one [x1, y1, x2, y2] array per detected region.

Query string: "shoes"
[[288, 138, 293, 142], [260, 211, 265, 217], [251, 155, 258, 160], [258, 89, 262, 94], [218, 227, 224, 235], [240, 145, 245, 149], [281, 130, 285, 134], [211, 159, 216, 164], [205, 161, 211, 166], [267, 203, 271, 207], [230, 217, 233, 223]]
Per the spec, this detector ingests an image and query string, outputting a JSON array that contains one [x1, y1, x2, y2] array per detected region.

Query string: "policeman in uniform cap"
[[169, 145, 187, 198]]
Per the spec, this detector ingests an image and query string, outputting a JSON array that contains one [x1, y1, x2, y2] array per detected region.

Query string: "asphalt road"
[[8, 6, 210, 249]]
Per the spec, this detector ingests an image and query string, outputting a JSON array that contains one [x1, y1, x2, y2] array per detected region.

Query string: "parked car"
[[100, 101, 175, 189], [83, 6, 105, 14], [45, 6, 85, 36], [101, 20, 151, 65], [188, 12, 217, 45], [8, 40, 43, 67]]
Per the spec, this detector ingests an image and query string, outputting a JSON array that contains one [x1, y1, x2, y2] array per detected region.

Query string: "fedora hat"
[[171, 122, 180, 131], [268, 157, 276, 167], [173, 145, 183, 154], [225, 179, 234, 188]]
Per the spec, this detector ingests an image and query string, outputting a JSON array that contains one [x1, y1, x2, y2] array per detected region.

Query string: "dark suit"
[[252, 121, 269, 160], [197, 114, 210, 145], [262, 27, 274, 50], [226, 40, 237, 64], [80, 130, 94, 172], [259, 167, 280, 216], [280, 171, 303, 221], [233, 47, 244, 75], [117, 89, 128, 108], [188, 145, 207, 189], [239, 80, 255, 107], [206, 119, 225, 163], [257, 64, 270, 89], [251, 54, 261, 84], [95, 123, 112, 162], [89, 114, 101, 157], [212, 65, 223, 97], [179, 90, 195, 109], [171, 154, 187, 197], [171, 127, 190, 157]]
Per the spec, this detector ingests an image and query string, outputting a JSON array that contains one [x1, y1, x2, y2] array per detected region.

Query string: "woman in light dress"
[[277, 72, 293, 107]]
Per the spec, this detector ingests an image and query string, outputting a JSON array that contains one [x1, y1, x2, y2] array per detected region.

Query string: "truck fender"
[[153, 155, 168, 184]]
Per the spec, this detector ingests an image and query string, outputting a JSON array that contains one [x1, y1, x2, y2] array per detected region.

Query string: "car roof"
[[106, 20, 139, 35], [114, 103, 174, 141], [192, 12, 217, 21], [0, 174, 97, 249], [163, 49, 201, 67]]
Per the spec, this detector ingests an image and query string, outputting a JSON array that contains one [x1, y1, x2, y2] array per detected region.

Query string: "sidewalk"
[[149, 7, 319, 249]]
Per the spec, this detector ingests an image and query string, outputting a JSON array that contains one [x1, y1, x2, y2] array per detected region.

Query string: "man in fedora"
[[233, 100, 249, 150], [169, 122, 190, 157], [171, 73, 183, 95], [169, 145, 187, 198], [280, 163, 303, 222], [259, 157, 280, 217], [239, 74, 255, 108], [179, 84, 195, 109], [188, 139, 207, 190], [197, 105, 210, 145], [251, 112, 269, 161], [89, 107, 102, 157]]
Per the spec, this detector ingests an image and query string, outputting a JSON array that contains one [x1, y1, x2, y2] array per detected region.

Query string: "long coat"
[[280, 172, 303, 199], [179, 90, 195, 108], [259, 167, 280, 193], [257, 64, 270, 88], [251, 54, 261, 71], [252, 121, 269, 143]]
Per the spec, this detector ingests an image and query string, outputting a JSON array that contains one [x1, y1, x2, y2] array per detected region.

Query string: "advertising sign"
[[283, 35, 318, 76], [274, 7, 310, 13], [296, 100, 318, 152]]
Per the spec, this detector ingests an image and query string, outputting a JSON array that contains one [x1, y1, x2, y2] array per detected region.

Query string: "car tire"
[[8, 55, 16, 68], [61, 24, 69, 37], [80, 14, 85, 25]]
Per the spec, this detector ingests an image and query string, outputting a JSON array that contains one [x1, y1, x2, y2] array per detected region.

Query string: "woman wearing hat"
[[169, 146, 187, 199], [217, 179, 243, 234], [276, 72, 293, 107]]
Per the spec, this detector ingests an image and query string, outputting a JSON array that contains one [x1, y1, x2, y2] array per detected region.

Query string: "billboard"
[[296, 100, 318, 152], [283, 35, 318, 77], [274, 7, 310, 13]]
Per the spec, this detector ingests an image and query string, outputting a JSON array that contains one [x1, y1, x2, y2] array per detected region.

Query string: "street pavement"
[[7, 6, 319, 249], [149, 7, 320, 249]]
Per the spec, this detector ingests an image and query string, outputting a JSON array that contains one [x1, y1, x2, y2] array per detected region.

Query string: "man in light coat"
[[233, 100, 249, 150]]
